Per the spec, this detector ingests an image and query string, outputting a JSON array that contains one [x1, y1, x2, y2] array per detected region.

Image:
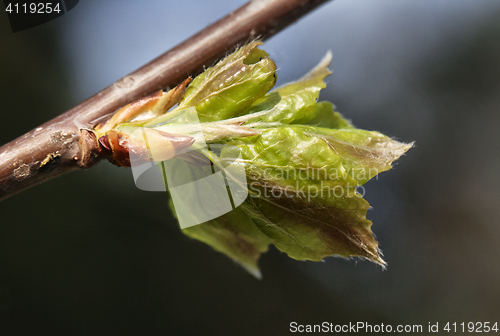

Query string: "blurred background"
[[1, 0, 500, 335]]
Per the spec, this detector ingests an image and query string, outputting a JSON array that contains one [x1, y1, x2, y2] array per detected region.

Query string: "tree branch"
[[0, 0, 330, 202]]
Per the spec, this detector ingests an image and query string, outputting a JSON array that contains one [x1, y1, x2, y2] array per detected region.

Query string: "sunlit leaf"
[[96, 42, 413, 276]]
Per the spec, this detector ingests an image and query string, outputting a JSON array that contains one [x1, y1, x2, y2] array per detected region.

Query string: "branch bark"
[[0, 0, 330, 202]]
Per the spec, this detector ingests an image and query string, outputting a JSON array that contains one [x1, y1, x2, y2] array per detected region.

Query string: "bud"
[[98, 129, 194, 167]]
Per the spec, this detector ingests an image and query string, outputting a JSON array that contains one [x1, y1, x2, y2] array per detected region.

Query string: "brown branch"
[[0, 0, 330, 202]]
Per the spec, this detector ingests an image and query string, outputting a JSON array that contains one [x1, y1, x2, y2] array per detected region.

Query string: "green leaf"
[[170, 48, 412, 274], [102, 42, 413, 276], [240, 187, 379, 263], [242, 51, 336, 125], [291, 101, 352, 129], [218, 126, 411, 264], [171, 123, 410, 274], [226, 126, 411, 188], [164, 153, 272, 278], [178, 41, 277, 122]]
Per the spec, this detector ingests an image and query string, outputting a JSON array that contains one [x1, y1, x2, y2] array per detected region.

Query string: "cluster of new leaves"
[[97, 41, 412, 277]]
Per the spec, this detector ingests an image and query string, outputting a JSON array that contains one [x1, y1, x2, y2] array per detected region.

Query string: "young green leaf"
[[242, 51, 335, 124], [95, 42, 413, 277], [178, 41, 277, 122]]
